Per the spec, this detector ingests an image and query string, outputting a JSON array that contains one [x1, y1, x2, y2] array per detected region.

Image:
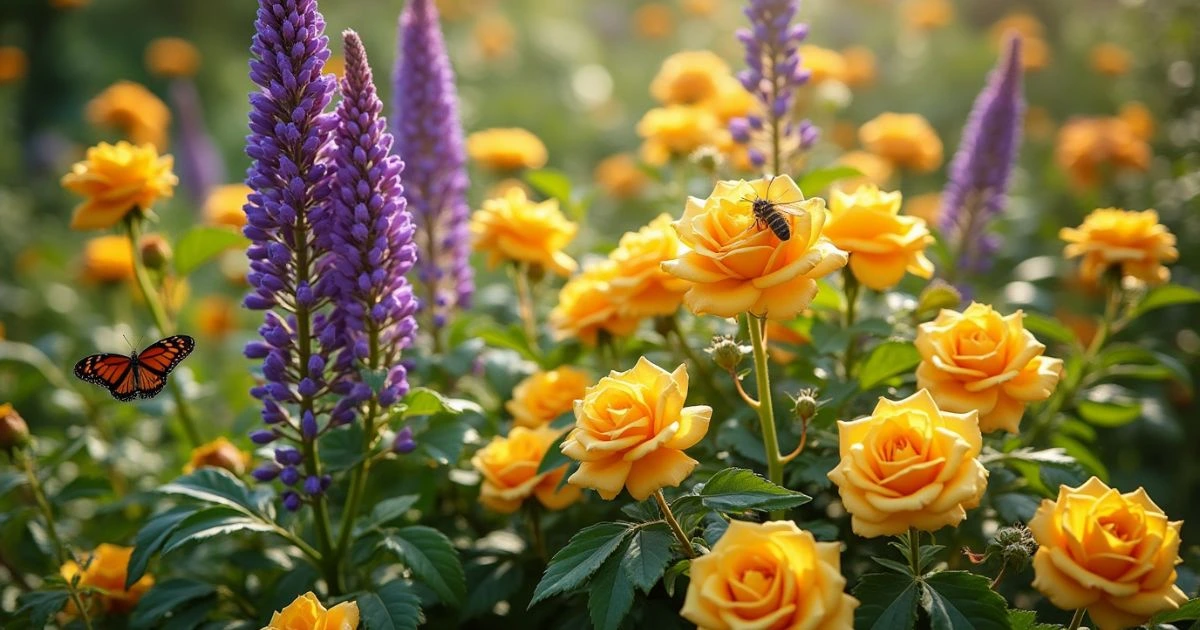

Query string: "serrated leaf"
[[162, 506, 275, 555], [993, 492, 1041, 523], [1152, 596, 1200, 623], [675, 467, 811, 515], [798, 165, 862, 193], [1007, 609, 1059, 630], [1076, 399, 1142, 427], [131, 579, 216, 628], [158, 468, 260, 516], [590, 544, 636, 630], [400, 387, 483, 417], [379, 526, 466, 606], [1133, 284, 1200, 318], [175, 226, 249, 276], [530, 522, 633, 606], [622, 524, 675, 593], [1021, 311, 1078, 346], [127, 506, 199, 588], [922, 571, 1010, 630], [464, 558, 523, 619], [16, 590, 70, 627], [359, 581, 424, 630], [870, 556, 914, 575], [853, 572, 919, 630], [536, 430, 572, 475], [357, 495, 419, 534], [321, 423, 366, 472], [858, 341, 921, 389]]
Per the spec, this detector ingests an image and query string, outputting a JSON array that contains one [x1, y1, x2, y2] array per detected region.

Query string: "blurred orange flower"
[[902, 0, 954, 30], [1118, 101, 1155, 141], [467, 127, 548, 171], [634, 3, 674, 39], [86, 81, 171, 150], [991, 12, 1043, 41], [81, 235, 135, 284], [1055, 117, 1150, 189], [61, 544, 154, 614], [1060, 208, 1178, 286], [859, 113, 943, 172], [196, 295, 238, 340], [1024, 105, 1056, 142], [184, 436, 251, 475], [905, 191, 942, 226], [799, 45, 847, 85], [594, 153, 648, 200], [203, 183, 252, 228], [835, 150, 894, 190], [145, 37, 201, 78], [474, 13, 516, 60], [0, 46, 28, 84], [637, 105, 719, 166], [62, 141, 177, 230], [651, 50, 729, 105], [1090, 42, 1132, 76], [840, 46, 877, 89], [681, 0, 717, 16]]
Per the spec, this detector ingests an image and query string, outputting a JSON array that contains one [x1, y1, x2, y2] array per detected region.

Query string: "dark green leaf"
[[131, 579, 216, 628], [922, 571, 1010, 630], [853, 572, 919, 630], [674, 467, 811, 515], [589, 544, 636, 630], [380, 526, 466, 606], [1007, 609, 1059, 630], [858, 341, 921, 390], [162, 506, 275, 555], [53, 476, 112, 503], [321, 423, 366, 472], [357, 495, 419, 534], [1051, 435, 1108, 480], [536, 430, 572, 475], [1133, 284, 1200, 318], [621, 524, 675, 593], [993, 492, 1041, 523], [399, 387, 482, 418], [0, 470, 26, 497], [1021, 312, 1078, 346], [702, 512, 729, 547], [870, 556, 913, 575], [414, 417, 472, 466], [127, 506, 199, 588], [359, 581, 424, 630], [798, 166, 862, 193], [158, 468, 260, 515], [663, 559, 689, 597], [1077, 399, 1142, 427], [530, 522, 633, 606], [16, 590, 70, 627], [1152, 596, 1200, 623], [175, 226, 250, 276], [550, 410, 576, 430], [525, 169, 578, 217], [464, 558, 523, 619]]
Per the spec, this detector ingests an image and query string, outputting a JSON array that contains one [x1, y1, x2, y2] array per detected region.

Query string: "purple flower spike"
[[940, 35, 1025, 275], [169, 80, 227, 206], [393, 0, 473, 333]]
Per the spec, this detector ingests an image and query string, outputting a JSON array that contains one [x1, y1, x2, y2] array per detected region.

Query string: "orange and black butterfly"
[[74, 335, 195, 401]]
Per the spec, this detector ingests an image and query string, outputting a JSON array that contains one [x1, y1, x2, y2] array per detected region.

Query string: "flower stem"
[[334, 327, 383, 581], [908, 527, 921, 576], [842, 268, 861, 380], [653, 490, 696, 559], [514, 263, 540, 350], [19, 450, 94, 630], [989, 563, 1007, 591], [745, 314, 785, 519], [1066, 608, 1086, 630], [124, 216, 202, 447], [525, 502, 547, 562]]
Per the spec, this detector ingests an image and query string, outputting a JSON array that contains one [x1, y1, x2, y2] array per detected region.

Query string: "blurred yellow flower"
[[474, 13, 516, 60], [991, 12, 1044, 41], [608, 214, 690, 317], [708, 76, 757, 123], [633, 3, 674, 39], [81, 235, 135, 284], [0, 46, 28, 84], [549, 260, 642, 345], [829, 121, 858, 150], [822, 185, 934, 291], [593, 153, 648, 200], [195, 295, 238, 340], [1055, 117, 1150, 189], [1090, 42, 1132, 76], [1024, 105, 1056, 142], [266, 592, 359, 630], [840, 46, 877, 89], [800, 45, 847, 85], [508, 366, 590, 429], [61, 544, 154, 614], [902, 0, 954, 30], [325, 54, 346, 79], [1060, 208, 1178, 286], [563, 357, 711, 500], [62, 141, 177, 230], [835, 150, 895, 191], [86, 81, 171, 150], [651, 50, 729, 105], [0, 321, 5, 340], [1118, 101, 1155, 141], [485, 178, 532, 200], [472, 425, 582, 513], [637, 105, 719, 166], [184, 436, 251, 475], [904, 191, 942, 226], [681, 0, 717, 16], [467, 127, 548, 171], [859, 112, 943, 173], [470, 187, 577, 275], [203, 183, 251, 228], [711, 128, 756, 173], [145, 37, 201, 78]]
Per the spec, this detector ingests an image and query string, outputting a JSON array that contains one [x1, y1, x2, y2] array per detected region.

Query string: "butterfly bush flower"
[[939, 35, 1024, 274], [394, 0, 473, 332]]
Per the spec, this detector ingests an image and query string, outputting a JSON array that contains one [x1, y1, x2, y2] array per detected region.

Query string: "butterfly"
[[74, 335, 195, 401]]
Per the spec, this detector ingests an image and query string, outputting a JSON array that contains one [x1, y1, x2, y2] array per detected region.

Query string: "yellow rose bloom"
[[62, 141, 178, 231], [472, 425, 582, 513], [0, 46, 28, 84], [1060, 208, 1179, 286], [608, 214, 690, 318], [680, 520, 858, 630], [1055, 117, 1150, 189], [859, 112, 943, 173], [470, 187, 577, 276], [662, 176, 848, 320], [822, 185, 933, 291], [835, 150, 895, 190], [81, 235, 135, 284], [184, 436, 251, 475], [800, 45, 847, 85], [145, 37, 201, 78], [633, 3, 674, 40], [1090, 42, 1132, 76], [60, 544, 154, 614], [466, 127, 548, 171], [637, 105, 719, 166], [593, 153, 648, 200], [195, 295, 238, 340], [650, 50, 729, 105], [902, 0, 954, 30], [563, 357, 711, 500], [827, 389, 987, 537], [266, 591, 359, 630], [1030, 477, 1186, 630], [549, 259, 642, 345], [916, 303, 1064, 433], [86, 81, 171, 150], [1118, 101, 1155, 141], [203, 183, 252, 228], [507, 366, 590, 429], [840, 46, 877, 89]]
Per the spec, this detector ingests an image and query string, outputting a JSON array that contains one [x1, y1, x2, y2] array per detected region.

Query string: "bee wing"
[[775, 197, 824, 216]]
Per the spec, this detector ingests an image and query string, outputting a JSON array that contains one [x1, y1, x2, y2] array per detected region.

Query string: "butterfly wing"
[[133, 335, 195, 399], [74, 354, 139, 402]]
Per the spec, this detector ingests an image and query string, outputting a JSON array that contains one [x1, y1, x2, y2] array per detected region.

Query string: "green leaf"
[[127, 506, 199, 588], [131, 579, 216, 629], [525, 169, 578, 218], [1133, 284, 1200, 318], [320, 423, 366, 472], [663, 559, 690, 597], [1152, 596, 1200, 623], [0, 470, 26, 497], [379, 526, 466, 606], [870, 556, 914, 575], [1021, 311, 1078, 346], [530, 522, 633, 606], [158, 468, 260, 515], [1051, 434, 1108, 480], [675, 467, 812, 515], [621, 523, 675, 593], [798, 166, 862, 193], [536, 430, 572, 476], [1007, 609, 1059, 630], [359, 581, 424, 630], [1077, 399, 1142, 427], [922, 571, 1010, 630], [858, 341, 921, 390], [52, 476, 112, 503], [16, 590, 70, 627], [477, 325, 541, 364], [399, 387, 483, 418], [162, 506, 275, 555], [174, 226, 249, 276], [993, 492, 1041, 523], [589, 543, 636, 630], [853, 572, 919, 630], [464, 558, 523, 619], [357, 495, 420, 534]]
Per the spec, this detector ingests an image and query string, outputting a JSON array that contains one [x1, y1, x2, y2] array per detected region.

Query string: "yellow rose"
[[800, 45, 847, 85], [86, 81, 171, 150], [1055, 117, 1150, 189], [681, 520, 858, 630], [60, 544, 154, 614], [840, 46, 877, 89], [470, 187, 577, 276], [62, 141, 178, 231], [662, 176, 848, 320], [507, 366, 590, 429], [549, 260, 642, 345], [184, 436, 251, 475], [562, 357, 711, 500], [0, 46, 27, 84], [266, 591, 360, 630], [637, 105, 719, 166], [203, 183, 252, 228], [608, 214, 690, 318], [916, 303, 1063, 433], [859, 112, 943, 173], [473, 13, 516, 60], [1030, 477, 1186, 630], [593, 153, 649, 200], [822, 185, 933, 291], [708, 77, 756, 124], [1060, 208, 1178, 286], [471, 425, 582, 513], [904, 191, 942, 226], [81, 235, 135, 284], [827, 389, 987, 537], [650, 50, 730, 105], [466, 127, 548, 171], [145, 37, 201, 78], [1090, 42, 1132, 77]]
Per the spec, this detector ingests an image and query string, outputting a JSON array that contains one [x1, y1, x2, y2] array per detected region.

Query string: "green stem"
[[1066, 608, 1086, 630], [124, 216, 202, 447], [842, 268, 861, 380], [989, 563, 1007, 591], [20, 451, 94, 630], [334, 326, 384, 581], [653, 490, 696, 559], [525, 502, 547, 562], [745, 314, 785, 519], [908, 527, 921, 576], [514, 264, 540, 350]]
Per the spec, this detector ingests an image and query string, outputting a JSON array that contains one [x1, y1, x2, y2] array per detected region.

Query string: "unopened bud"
[[707, 335, 749, 372], [690, 146, 723, 174], [393, 426, 416, 454], [791, 389, 819, 423], [992, 524, 1036, 567], [139, 234, 172, 271], [0, 404, 31, 455], [915, 279, 961, 319]]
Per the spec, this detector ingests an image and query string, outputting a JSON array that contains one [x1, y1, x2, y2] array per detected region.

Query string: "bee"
[[746, 176, 804, 241]]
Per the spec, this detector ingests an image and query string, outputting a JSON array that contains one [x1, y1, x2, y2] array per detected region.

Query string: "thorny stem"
[[745, 314, 785, 520], [1066, 608, 1087, 630], [653, 490, 696, 559], [20, 451, 94, 630]]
